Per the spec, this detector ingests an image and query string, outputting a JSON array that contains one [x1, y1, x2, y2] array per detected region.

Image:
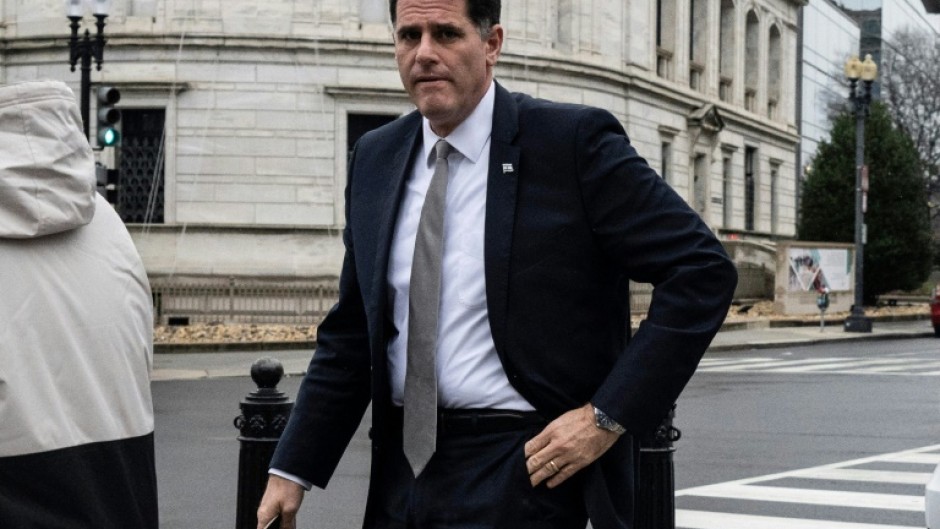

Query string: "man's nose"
[[415, 34, 439, 64]]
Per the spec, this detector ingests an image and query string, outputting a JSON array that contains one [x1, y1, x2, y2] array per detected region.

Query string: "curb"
[[154, 341, 316, 354], [719, 313, 929, 331], [708, 330, 935, 353]]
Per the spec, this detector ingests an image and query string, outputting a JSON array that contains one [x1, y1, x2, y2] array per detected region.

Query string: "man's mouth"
[[415, 76, 447, 85]]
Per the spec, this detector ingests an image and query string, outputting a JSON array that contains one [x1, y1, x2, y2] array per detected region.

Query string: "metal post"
[[67, 13, 108, 141], [234, 358, 293, 529], [635, 404, 681, 529], [844, 76, 873, 333]]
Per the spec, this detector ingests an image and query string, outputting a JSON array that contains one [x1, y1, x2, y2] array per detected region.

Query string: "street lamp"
[[843, 54, 877, 333], [66, 0, 112, 140]]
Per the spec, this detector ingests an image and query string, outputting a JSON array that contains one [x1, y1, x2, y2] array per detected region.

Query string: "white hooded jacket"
[[0, 80, 154, 458]]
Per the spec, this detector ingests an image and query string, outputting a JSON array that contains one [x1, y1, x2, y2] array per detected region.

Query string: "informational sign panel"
[[787, 247, 851, 292]]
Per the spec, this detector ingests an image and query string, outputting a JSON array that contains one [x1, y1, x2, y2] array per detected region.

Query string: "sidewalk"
[[152, 317, 936, 382]]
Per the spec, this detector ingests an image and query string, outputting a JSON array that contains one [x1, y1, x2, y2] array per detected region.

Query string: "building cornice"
[[324, 85, 407, 100], [495, 52, 798, 145], [3, 34, 799, 145]]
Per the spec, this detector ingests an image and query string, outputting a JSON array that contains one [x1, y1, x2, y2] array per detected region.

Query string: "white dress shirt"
[[387, 82, 534, 411]]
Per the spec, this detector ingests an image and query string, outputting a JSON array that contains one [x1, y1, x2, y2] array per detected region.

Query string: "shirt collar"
[[422, 81, 495, 167]]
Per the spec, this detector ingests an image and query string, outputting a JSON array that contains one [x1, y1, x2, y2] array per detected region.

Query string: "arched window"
[[744, 9, 760, 112], [719, 0, 735, 102], [656, 0, 677, 79], [689, 0, 709, 91], [767, 24, 782, 120]]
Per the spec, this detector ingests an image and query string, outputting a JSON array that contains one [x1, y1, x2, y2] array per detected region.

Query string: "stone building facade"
[[1, 0, 804, 280]]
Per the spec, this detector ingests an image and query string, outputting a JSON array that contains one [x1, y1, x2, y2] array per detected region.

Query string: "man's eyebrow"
[[395, 23, 419, 35], [432, 22, 463, 33], [395, 21, 465, 35]]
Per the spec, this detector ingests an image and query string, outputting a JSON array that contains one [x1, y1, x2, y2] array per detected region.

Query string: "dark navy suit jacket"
[[271, 82, 738, 528]]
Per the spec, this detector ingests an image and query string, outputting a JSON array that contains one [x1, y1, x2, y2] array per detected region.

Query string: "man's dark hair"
[[389, 0, 501, 36]]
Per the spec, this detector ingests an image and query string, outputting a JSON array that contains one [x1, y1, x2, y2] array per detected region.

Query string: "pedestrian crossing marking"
[[676, 510, 917, 529], [884, 452, 940, 465], [680, 483, 924, 511], [678, 443, 940, 492], [697, 353, 940, 375], [843, 360, 940, 373], [677, 444, 940, 528], [797, 468, 932, 484], [696, 357, 776, 367], [703, 356, 907, 372]]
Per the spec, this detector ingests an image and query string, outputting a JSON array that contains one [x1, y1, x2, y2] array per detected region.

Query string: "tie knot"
[[434, 140, 452, 161]]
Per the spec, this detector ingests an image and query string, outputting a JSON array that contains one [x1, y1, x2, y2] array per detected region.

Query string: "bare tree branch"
[[881, 28, 940, 215]]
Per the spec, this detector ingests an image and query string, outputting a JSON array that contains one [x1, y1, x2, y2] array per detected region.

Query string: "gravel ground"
[[153, 301, 930, 345]]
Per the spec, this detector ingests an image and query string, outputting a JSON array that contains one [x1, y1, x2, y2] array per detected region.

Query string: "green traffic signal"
[[96, 86, 121, 147], [98, 126, 121, 147]]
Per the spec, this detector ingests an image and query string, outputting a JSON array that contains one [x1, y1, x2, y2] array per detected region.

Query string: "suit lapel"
[[369, 115, 422, 342], [484, 84, 520, 356]]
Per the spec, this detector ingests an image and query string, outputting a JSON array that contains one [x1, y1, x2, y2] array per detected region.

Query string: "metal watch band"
[[593, 406, 626, 435]]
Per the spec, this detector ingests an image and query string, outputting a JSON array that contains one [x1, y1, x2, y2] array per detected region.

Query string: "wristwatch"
[[593, 406, 626, 435]]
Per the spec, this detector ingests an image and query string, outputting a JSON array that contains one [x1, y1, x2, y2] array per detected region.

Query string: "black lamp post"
[[843, 54, 877, 333], [66, 0, 111, 140]]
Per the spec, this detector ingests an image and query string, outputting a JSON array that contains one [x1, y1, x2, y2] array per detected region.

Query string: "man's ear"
[[486, 24, 504, 67]]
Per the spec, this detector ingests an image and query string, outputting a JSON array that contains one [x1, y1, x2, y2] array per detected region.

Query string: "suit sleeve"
[[270, 144, 373, 488], [574, 108, 738, 435]]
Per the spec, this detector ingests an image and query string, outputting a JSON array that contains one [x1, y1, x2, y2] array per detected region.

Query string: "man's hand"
[[256, 475, 305, 529], [524, 403, 620, 488]]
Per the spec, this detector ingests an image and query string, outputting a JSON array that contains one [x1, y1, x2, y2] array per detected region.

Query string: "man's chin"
[[415, 100, 454, 122]]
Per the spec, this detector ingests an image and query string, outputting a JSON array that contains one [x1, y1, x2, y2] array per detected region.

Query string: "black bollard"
[[635, 404, 681, 529], [234, 358, 294, 529]]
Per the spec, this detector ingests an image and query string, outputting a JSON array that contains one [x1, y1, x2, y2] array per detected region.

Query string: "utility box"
[[774, 241, 855, 315]]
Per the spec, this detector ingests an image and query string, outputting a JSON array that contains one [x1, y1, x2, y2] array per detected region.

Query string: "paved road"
[[153, 330, 939, 528], [155, 375, 371, 529], [674, 337, 940, 528]]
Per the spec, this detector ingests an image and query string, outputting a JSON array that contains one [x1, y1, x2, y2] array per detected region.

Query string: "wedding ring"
[[547, 460, 560, 474]]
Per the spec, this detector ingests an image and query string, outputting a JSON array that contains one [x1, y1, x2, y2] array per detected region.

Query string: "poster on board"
[[787, 247, 851, 292]]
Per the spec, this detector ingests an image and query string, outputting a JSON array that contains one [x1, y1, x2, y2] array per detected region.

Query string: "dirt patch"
[[154, 301, 929, 344]]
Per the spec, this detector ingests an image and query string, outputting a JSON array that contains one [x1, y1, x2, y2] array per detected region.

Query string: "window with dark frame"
[[347, 113, 398, 162], [745, 146, 757, 231], [116, 108, 165, 224]]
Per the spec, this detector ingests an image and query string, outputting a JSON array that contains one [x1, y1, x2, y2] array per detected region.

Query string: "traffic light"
[[96, 86, 121, 147]]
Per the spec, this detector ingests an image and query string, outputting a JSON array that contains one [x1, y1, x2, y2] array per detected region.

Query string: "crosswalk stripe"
[[885, 452, 940, 465], [680, 483, 924, 511], [841, 360, 940, 373], [675, 444, 940, 528], [697, 356, 940, 375], [676, 509, 918, 529], [796, 467, 933, 484], [677, 444, 940, 493], [698, 357, 775, 367], [704, 357, 852, 371], [752, 358, 916, 373]]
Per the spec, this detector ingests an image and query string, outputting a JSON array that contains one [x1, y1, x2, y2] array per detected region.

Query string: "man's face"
[[394, 0, 503, 137]]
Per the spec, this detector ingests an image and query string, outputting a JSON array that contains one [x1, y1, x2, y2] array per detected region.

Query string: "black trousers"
[[365, 409, 588, 529]]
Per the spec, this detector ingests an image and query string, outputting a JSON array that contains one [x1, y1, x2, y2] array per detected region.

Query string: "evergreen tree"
[[799, 102, 933, 303]]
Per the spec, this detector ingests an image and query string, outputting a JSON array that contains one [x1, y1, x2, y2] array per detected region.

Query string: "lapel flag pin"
[[502, 163, 514, 174]]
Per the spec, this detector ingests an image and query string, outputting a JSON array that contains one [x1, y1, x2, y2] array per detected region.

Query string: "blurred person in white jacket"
[[0, 80, 157, 529]]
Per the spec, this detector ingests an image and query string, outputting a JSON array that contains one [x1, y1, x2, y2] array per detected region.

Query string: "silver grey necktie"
[[403, 139, 452, 477]]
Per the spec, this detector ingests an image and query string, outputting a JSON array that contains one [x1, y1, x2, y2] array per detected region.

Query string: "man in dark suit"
[[257, 0, 737, 527]]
